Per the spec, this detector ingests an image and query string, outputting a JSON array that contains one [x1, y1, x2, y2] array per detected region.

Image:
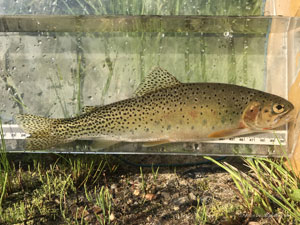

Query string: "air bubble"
[[223, 31, 233, 39]]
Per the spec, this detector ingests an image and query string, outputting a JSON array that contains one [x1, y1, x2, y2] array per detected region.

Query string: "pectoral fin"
[[208, 128, 251, 138]]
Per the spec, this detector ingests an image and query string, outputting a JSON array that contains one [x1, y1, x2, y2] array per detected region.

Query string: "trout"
[[15, 67, 295, 150]]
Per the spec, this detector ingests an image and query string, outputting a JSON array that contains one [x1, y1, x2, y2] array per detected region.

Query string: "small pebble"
[[111, 184, 117, 189], [161, 192, 171, 200], [92, 206, 102, 214], [133, 189, 140, 196], [84, 214, 93, 222], [172, 193, 180, 199], [173, 196, 189, 206], [188, 192, 197, 201], [248, 222, 260, 225], [145, 193, 156, 201], [179, 179, 188, 185], [109, 213, 115, 221], [173, 205, 180, 211]]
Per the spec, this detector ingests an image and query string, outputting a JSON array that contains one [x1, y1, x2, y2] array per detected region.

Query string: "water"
[[0, 15, 299, 156]]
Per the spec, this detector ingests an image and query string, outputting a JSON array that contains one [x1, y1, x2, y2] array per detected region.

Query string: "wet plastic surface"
[[0, 15, 299, 156]]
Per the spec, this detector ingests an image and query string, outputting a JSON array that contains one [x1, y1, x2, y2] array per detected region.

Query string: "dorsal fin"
[[81, 106, 99, 114], [134, 67, 181, 97]]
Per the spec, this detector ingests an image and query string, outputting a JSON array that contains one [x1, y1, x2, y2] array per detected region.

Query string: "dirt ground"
[[1, 154, 282, 225]]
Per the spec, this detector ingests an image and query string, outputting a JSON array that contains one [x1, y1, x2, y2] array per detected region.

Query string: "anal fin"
[[142, 140, 170, 147], [90, 140, 120, 150]]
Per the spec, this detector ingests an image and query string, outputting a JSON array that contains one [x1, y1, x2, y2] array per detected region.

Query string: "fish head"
[[242, 97, 295, 130]]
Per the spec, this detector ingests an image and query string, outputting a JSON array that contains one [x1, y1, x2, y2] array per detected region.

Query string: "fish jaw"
[[262, 108, 296, 130]]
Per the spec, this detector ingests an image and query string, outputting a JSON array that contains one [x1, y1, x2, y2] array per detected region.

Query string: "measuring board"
[[0, 124, 287, 146]]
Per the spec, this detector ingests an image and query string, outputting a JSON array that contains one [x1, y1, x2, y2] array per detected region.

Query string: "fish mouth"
[[274, 109, 296, 125]]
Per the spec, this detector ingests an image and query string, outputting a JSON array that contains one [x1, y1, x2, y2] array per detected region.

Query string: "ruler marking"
[[0, 124, 287, 145]]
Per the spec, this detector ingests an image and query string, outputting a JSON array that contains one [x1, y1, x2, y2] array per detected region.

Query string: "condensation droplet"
[[223, 31, 230, 37]]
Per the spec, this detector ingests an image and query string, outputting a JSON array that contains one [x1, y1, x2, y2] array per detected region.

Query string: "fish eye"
[[272, 104, 285, 114]]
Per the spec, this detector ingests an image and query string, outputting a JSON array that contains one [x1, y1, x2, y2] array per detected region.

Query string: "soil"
[[2, 154, 277, 225]]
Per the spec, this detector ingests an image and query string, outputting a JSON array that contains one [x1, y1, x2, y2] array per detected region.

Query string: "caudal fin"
[[15, 114, 68, 150]]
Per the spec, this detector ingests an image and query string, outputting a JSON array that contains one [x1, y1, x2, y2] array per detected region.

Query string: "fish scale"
[[15, 67, 295, 150]]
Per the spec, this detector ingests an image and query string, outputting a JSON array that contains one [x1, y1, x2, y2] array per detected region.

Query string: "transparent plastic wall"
[[0, 0, 299, 156]]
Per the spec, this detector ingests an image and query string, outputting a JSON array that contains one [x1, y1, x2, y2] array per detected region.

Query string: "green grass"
[[151, 165, 159, 182], [0, 154, 118, 224], [48, 67, 70, 118], [140, 167, 146, 195], [3, 149, 300, 224], [195, 197, 207, 225], [86, 185, 113, 224], [0, 118, 10, 215], [205, 156, 300, 223]]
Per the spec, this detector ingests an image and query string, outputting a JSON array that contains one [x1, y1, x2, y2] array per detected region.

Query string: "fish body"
[[15, 68, 295, 150]]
